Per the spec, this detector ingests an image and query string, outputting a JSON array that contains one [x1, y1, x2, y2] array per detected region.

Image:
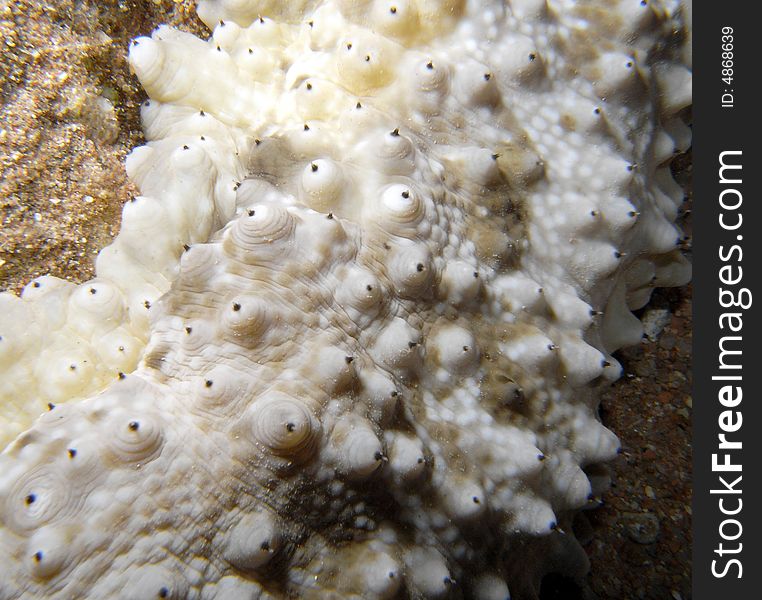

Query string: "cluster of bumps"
[[0, 0, 691, 598]]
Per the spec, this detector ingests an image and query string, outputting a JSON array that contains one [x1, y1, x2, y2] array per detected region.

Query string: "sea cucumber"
[[0, 1, 691, 598]]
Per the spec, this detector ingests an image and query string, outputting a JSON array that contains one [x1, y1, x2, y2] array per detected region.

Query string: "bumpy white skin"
[[0, 1, 690, 598]]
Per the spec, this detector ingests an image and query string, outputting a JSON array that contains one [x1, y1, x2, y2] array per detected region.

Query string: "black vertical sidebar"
[[693, 2, 761, 598]]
